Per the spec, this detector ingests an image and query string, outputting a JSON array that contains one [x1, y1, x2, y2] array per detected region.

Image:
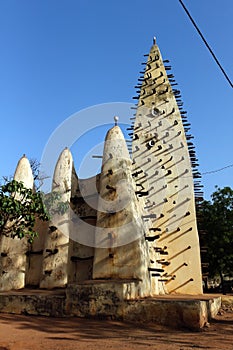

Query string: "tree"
[[198, 186, 233, 292], [0, 176, 69, 243], [29, 158, 49, 191], [0, 179, 49, 243]]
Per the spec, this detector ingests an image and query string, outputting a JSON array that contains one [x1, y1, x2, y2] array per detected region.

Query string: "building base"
[[0, 280, 221, 331]]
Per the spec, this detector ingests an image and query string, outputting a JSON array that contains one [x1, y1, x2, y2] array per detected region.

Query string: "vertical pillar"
[[0, 155, 34, 291], [40, 148, 72, 289], [93, 125, 153, 297]]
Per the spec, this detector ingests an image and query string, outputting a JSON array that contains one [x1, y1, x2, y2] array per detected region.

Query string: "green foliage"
[[198, 186, 233, 282], [42, 191, 69, 217], [0, 179, 49, 242], [0, 178, 70, 243]]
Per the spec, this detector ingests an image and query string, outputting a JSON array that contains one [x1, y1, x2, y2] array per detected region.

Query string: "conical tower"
[[131, 39, 203, 294], [40, 148, 73, 289], [92, 124, 161, 297]]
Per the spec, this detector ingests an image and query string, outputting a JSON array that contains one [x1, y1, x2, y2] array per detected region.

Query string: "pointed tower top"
[[56, 147, 72, 164], [102, 125, 130, 163], [52, 147, 73, 191], [14, 155, 33, 189], [105, 125, 124, 141], [153, 36, 156, 45]]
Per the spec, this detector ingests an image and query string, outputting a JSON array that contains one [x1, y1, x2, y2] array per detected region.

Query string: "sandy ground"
[[0, 302, 232, 350]]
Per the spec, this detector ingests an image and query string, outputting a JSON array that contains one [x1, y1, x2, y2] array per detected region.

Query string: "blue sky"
[[0, 0, 232, 199]]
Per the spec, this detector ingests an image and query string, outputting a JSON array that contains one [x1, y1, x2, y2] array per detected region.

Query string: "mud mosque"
[[0, 39, 220, 329]]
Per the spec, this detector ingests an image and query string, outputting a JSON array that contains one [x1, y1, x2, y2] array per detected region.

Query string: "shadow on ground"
[[0, 310, 233, 350]]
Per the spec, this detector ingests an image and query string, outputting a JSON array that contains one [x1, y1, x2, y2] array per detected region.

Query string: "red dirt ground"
[[0, 302, 232, 350]]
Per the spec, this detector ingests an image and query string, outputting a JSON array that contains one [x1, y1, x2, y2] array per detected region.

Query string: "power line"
[[170, 163, 233, 178], [178, 0, 233, 89], [202, 163, 233, 175]]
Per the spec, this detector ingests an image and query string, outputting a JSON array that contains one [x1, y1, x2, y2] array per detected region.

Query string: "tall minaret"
[[131, 38, 203, 294]]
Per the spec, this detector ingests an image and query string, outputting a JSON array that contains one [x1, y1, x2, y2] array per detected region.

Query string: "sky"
[[0, 0, 232, 200]]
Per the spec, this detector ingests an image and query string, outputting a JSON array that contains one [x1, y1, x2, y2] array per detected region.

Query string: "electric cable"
[[178, 0, 233, 88], [202, 163, 233, 175]]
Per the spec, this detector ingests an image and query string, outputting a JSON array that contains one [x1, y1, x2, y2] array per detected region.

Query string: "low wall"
[[0, 289, 66, 317], [65, 282, 221, 330], [0, 282, 221, 331]]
